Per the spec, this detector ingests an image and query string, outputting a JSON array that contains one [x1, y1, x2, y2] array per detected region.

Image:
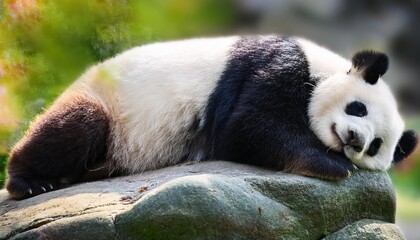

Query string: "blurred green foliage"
[[390, 158, 420, 197], [1, 0, 235, 118], [0, 153, 6, 187], [0, 0, 236, 187]]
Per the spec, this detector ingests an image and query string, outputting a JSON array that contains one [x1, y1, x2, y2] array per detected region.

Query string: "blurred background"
[[0, 0, 419, 238]]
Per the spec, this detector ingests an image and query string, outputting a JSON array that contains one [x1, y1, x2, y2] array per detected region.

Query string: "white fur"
[[78, 37, 239, 174], [297, 38, 351, 80], [302, 38, 405, 170]]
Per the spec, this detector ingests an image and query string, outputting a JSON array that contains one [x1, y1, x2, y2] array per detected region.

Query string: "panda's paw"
[[301, 166, 354, 181], [316, 151, 356, 180], [316, 159, 355, 181], [6, 176, 59, 200], [285, 153, 355, 181], [320, 168, 354, 181]]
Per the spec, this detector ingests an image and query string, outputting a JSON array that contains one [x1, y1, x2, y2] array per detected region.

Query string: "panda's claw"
[[6, 176, 60, 200]]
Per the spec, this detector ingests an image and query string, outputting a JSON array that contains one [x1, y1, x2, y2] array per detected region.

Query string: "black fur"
[[202, 36, 354, 179], [345, 101, 368, 117], [366, 138, 383, 157], [6, 101, 110, 199], [351, 50, 389, 85], [394, 130, 418, 164]]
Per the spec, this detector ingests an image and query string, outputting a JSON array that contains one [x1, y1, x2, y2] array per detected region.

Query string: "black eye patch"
[[345, 101, 368, 117], [367, 138, 383, 156]]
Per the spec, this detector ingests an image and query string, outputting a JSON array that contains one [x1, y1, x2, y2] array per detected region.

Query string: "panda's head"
[[309, 50, 418, 171]]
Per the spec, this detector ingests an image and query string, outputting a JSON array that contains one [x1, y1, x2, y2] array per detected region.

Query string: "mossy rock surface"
[[0, 161, 403, 239]]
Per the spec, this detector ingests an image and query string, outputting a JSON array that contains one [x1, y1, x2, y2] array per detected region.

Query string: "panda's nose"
[[347, 130, 365, 152]]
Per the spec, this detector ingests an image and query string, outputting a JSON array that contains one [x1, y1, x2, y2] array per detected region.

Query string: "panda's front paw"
[[301, 163, 354, 181], [6, 176, 59, 200], [320, 152, 356, 180], [284, 152, 355, 181], [318, 165, 355, 181]]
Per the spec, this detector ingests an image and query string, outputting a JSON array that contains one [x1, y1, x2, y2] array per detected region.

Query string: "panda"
[[6, 35, 418, 200]]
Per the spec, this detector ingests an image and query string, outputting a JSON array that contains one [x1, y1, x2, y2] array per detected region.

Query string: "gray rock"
[[323, 219, 405, 240], [0, 161, 403, 239]]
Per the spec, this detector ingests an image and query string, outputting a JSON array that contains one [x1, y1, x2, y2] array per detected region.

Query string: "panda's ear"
[[350, 50, 389, 85], [393, 130, 418, 164]]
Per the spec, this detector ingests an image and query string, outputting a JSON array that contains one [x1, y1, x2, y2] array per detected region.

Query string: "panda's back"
[[109, 36, 240, 118], [88, 37, 239, 173]]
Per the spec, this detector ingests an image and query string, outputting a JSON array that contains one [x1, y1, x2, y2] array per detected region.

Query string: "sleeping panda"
[[6, 35, 418, 200]]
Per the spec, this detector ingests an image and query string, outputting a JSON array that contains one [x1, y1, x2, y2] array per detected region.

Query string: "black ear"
[[351, 50, 389, 85], [393, 130, 418, 164]]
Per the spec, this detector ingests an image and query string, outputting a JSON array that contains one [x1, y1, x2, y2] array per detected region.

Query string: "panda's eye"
[[345, 101, 368, 117], [367, 138, 383, 156]]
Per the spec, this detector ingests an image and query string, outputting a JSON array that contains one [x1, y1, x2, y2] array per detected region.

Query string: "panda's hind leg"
[[6, 100, 110, 200], [6, 177, 60, 200]]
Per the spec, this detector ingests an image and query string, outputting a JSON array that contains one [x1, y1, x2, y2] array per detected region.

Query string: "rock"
[[323, 219, 405, 240], [0, 161, 404, 239]]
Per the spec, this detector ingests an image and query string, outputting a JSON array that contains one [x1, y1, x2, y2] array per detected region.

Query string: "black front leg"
[[213, 112, 355, 181]]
